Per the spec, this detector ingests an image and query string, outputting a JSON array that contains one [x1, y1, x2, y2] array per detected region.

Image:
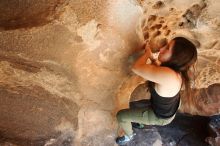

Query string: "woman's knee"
[[116, 109, 128, 122]]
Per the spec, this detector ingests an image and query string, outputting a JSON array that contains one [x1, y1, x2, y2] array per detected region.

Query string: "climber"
[[116, 37, 197, 145]]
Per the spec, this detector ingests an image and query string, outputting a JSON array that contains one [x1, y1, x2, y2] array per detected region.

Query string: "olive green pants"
[[116, 107, 175, 136]]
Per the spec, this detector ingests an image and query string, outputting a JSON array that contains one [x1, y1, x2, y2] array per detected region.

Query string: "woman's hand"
[[144, 43, 154, 60], [144, 43, 161, 66]]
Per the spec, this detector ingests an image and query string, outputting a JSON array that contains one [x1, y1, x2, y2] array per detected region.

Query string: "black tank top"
[[150, 87, 180, 119]]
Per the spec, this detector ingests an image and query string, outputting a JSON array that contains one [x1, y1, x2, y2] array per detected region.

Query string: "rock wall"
[[0, 0, 219, 145]]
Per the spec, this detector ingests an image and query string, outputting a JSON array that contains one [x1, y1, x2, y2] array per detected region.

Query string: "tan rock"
[[0, 0, 220, 145]]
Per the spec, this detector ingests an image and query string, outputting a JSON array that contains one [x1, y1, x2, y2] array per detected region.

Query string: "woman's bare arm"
[[131, 48, 178, 85]]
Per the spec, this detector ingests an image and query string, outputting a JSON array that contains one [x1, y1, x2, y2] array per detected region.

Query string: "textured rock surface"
[[0, 0, 69, 30], [206, 115, 220, 146], [0, 0, 219, 145]]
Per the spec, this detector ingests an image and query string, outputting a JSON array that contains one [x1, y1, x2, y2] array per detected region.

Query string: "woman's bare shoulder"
[[155, 70, 182, 97]]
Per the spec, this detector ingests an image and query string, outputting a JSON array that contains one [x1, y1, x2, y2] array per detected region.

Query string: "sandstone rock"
[[206, 115, 220, 146], [0, 0, 219, 145], [0, 0, 69, 30], [179, 83, 220, 116]]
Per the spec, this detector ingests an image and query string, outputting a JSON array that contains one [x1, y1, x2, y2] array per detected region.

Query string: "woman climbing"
[[116, 37, 197, 145]]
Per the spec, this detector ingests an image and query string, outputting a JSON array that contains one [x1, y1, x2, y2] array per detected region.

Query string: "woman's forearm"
[[132, 52, 150, 68]]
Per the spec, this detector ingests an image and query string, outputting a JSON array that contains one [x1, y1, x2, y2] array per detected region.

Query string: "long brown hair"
[[161, 37, 197, 95]]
